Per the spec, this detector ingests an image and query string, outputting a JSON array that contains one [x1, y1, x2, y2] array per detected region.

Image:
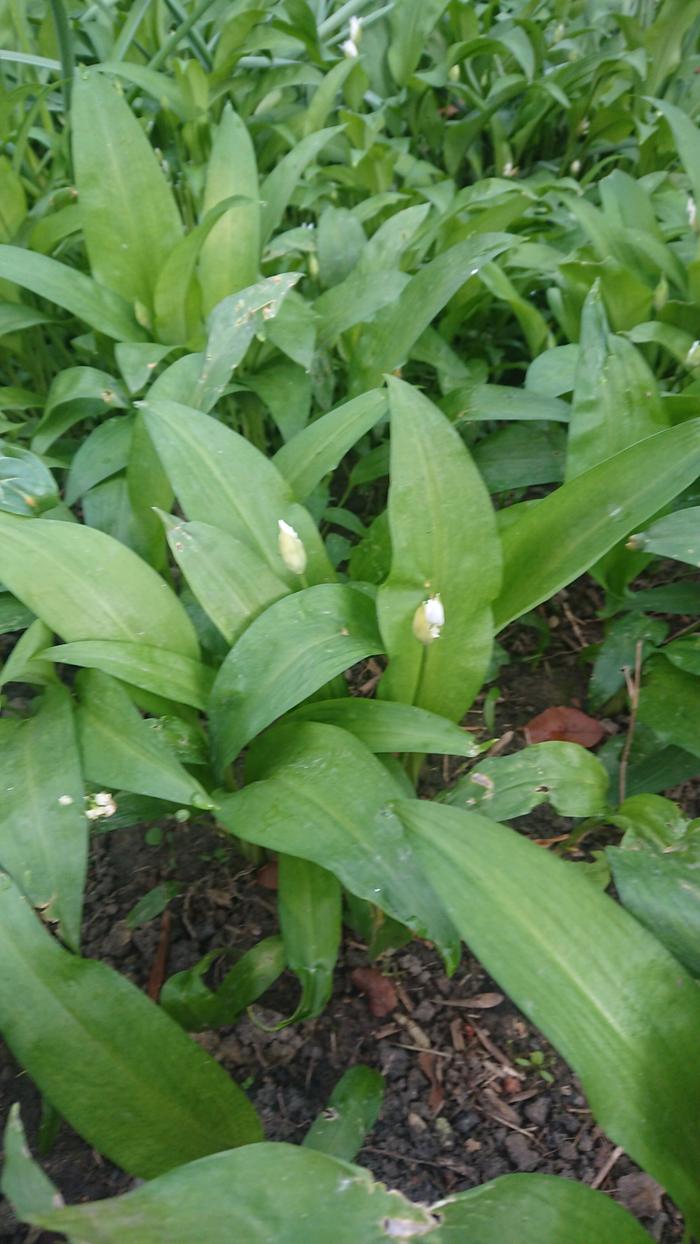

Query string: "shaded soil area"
[[0, 591, 691, 1242]]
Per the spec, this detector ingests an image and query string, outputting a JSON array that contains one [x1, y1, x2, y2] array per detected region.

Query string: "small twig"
[[147, 909, 171, 1001], [618, 639, 643, 805], [590, 1144, 624, 1190], [560, 599, 587, 650]]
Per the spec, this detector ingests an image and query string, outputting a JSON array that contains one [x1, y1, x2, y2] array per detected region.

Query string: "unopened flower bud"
[[448, 64, 461, 82], [349, 16, 362, 43], [85, 791, 117, 821], [570, 159, 581, 176], [412, 594, 445, 645], [278, 518, 307, 575], [341, 37, 358, 58], [688, 196, 698, 232]]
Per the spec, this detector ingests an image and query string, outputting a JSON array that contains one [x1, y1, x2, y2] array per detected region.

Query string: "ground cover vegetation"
[[1, 0, 700, 1238]]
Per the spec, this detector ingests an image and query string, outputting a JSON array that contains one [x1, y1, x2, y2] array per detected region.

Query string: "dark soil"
[[0, 587, 691, 1243]]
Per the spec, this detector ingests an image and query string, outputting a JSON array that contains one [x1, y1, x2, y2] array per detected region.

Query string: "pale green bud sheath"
[[278, 518, 307, 576]]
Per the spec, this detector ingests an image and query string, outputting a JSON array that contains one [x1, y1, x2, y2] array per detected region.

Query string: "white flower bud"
[[686, 340, 700, 368], [341, 37, 359, 58], [448, 64, 461, 82], [412, 594, 445, 645], [349, 16, 362, 43], [570, 159, 581, 176], [278, 519, 307, 575], [85, 791, 117, 821], [688, 196, 698, 231]]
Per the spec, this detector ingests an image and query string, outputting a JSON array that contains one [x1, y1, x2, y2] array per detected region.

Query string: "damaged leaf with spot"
[[446, 742, 609, 821]]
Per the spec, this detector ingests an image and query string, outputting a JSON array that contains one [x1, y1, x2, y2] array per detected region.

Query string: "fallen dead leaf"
[[256, 860, 278, 889], [524, 705, 604, 748], [465, 1138, 481, 1153], [418, 1051, 444, 1114], [615, 1173, 664, 1218], [351, 967, 398, 1018], [443, 991, 504, 1010], [450, 1017, 465, 1052]]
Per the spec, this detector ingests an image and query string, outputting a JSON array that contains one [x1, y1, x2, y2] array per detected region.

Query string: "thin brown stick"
[[590, 1144, 624, 1190], [618, 639, 643, 805], [147, 909, 171, 1001]]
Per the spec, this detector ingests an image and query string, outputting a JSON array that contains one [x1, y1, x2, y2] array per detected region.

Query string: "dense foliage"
[[2, 0, 700, 1239]]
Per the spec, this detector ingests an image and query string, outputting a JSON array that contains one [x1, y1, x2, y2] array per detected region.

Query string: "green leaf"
[[473, 425, 566, 493], [627, 505, 700, 567], [435, 1173, 654, 1243], [274, 389, 388, 502], [198, 103, 260, 317], [589, 614, 667, 711], [115, 342, 173, 394], [161, 937, 286, 1031], [446, 742, 609, 821], [2, 1106, 59, 1218], [3, 1135, 434, 1244], [353, 234, 512, 390], [153, 198, 247, 346], [32, 367, 128, 455], [259, 127, 342, 243], [76, 670, 214, 809], [303, 1067, 384, 1162], [290, 697, 480, 757], [442, 383, 570, 424], [494, 420, 700, 630], [388, 0, 451, 86], [0, 619, 54, 690], [654, 97, 700, 208], [0, 686, 86, 950], [210, 584, 383, 772], [277, 854, 341, 1024], [0, 245, 143, 341], [0, 514, 199, 657], [638, 656, 700, 760], [566, 283, 667, 480], [126, 881, 182, 929], [72, 71, 183, 312], [378, 377, 500, 720], [0, 873, 261, 1180], [65, 416, 134, 505], [397, 799, 700, 1235], [160, 513, 289, 646], [216, 722, 458, 965], [44, 639, 213, 709], [0, 302, 54, 336], [0, 445, 58, 516], [144, 399, 332, 585], [0, 593, 33, 635]]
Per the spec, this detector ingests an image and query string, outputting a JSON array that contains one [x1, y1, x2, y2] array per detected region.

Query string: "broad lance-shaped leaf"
[[627, 506, 700, 568], [353, 233, 512, 390], [216, 722, 459, 967], [378, 377, 501, 720], [566, 282, 667, 480], [0, 514, 199, 658], [0, 877, 261, 1180], [44, 639, 214, 710], [303, 1067, 384, 1162], [494, 418, 700, 630], [77, 670, 214, 809], [2, 1130, 435, 1244], [447, 742, 609, 822], [210, 585, 383, 773], [277, 855, 341, 1025], [154, 197, 249, 346], [0, 686, 86, 951], [273, 389, 388, 502], [161, 937, 286, 1031], [198, 103, 260, 318], [3, 1118, 653, 1244], [72, 70, 182, 312], [290, 698, 480, 757], [142, 398, 332, 585], [158, 512, 289, 646], [0, 245, 143, 341], [395, 800, 700, 1234]]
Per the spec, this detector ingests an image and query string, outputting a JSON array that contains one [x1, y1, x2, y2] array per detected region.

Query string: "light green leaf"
[[273, 389, 387, 501], [217, 722, 458, 964], [290, 697, 480, 757], [65, 416, 134, 506], [72, 71, 183, 311], [32, 366, 128, 454], [378, 377, 501, 719], [566, 283, 667, 480], [210, 584, 383, 772], [44, 639, 213, 709], [142, 398, 332, 584], [494, 420, 700, 630], [277, 854, 341, 1024], [397, 799, 700, 1235], [260, 127, 342, 243], [0, 445, 58, 516], [153, 197, 248, 346], [0, 302, 54, 336], [638, 656, 700, 760], [654, 97, 700, 207], [447, 742, 609, 821], [0, 686, 86, 950], [303, 1067, 384, 1162], [3, 1134, 433, 1244], [627, 506, 700, 567], [115, 343, 173, 394], [353, 234, 512, 389], [388, 0, 451, 86], [199, 103, 260, 317], [0, 873, 261, 1180], [0, 514, 199, 657], [0, 245, 143, 341], [76, 670, 214, 809], [161, 937, 286, 1031]]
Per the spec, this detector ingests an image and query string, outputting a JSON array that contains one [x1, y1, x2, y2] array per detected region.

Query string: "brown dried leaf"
[[524, 706, 604, 748], [351, 967, 398, 1018], [462, 991, 504, 1009], [615, 1173, 665, 1218], [256, 860, 278, 890]]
